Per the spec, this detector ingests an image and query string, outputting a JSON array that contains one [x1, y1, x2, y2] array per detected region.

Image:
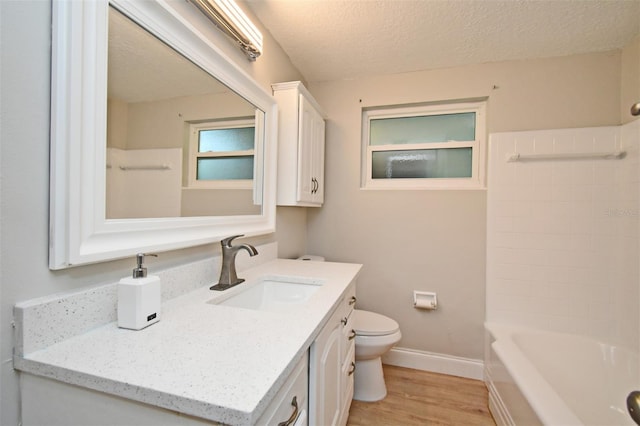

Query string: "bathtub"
[[485, 323, 638, 426]]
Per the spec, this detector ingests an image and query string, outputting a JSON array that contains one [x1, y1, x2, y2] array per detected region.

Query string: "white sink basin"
[[210, 279, 322, 312]]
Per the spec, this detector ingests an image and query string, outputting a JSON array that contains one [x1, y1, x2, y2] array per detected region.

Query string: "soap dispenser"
[[118, 253, 161, 330]]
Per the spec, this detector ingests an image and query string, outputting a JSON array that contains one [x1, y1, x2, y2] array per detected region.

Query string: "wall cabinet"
[[309, 281, 356, 426], [272, 81, 325, 207]]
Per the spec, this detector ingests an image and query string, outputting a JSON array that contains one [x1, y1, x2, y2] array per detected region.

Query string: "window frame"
[[187, 118, 256, 189], [361, 101, 486, 190]]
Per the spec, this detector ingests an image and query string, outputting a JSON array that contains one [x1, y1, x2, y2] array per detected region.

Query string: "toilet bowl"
[[353, 309, 402, 402]]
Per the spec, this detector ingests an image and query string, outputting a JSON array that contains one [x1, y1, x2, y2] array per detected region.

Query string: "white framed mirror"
[[49, 0, 277, 269]]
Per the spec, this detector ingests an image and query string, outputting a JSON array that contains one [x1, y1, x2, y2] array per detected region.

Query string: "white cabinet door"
[[309, 281, 357, 426], [297, 94, 315, 204], [310, 104, 325, 204], [338, 343, 355, 426], [297, 94, 325, 205], [273, 81, 325, 207], [309, 316, 342, 426]]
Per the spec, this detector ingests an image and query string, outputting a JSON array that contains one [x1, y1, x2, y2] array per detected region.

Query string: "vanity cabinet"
[[15, 259, 363, 426], [256, 355, 309, 425], [21, 355, 309, 426], [309, 281, 356, 426], [272, 81, 325, 207]]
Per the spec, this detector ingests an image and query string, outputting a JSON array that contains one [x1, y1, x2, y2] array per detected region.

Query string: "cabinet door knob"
[[277, 395, 299, 426], [348, 362, 356, 376], [341, 317, 348, 326], [348, 296, 357, 306], [349, 329, 356, 340]]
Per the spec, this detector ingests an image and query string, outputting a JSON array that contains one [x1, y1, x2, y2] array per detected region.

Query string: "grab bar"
[[118, 165, 172, 171], [506, 151, 626, 163]]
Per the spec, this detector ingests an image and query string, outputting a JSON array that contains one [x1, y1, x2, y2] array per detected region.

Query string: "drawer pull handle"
[[278, 395, 299, 426], [348, 329, 356, 340], [349, 296, 357, 306], [341, 317, 348, 326], [348, 362, 356, 376]]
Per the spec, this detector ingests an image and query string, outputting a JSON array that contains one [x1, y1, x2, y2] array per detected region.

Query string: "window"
[[361, 101, 486, 189], [188, 119, 255, 189]]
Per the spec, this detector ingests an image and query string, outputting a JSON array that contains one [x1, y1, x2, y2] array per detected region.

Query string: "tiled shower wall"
[[486, 120, 639, 349]]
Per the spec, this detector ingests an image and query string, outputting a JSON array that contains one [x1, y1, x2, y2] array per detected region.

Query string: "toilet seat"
[[354, 309, 400, 336]]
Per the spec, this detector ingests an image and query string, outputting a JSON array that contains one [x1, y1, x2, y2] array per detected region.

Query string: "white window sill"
[[362, 177, 486, 191], [360, 185, 487, 191]]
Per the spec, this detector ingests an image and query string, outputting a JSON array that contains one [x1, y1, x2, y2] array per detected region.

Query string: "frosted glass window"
[[362, 101, 486, 189], [199, 127, 255, 152], [370, 113, 475, 146], [197, 157, 254, 180], [372, 148, 472, 179], [188, 118, 256, 188]]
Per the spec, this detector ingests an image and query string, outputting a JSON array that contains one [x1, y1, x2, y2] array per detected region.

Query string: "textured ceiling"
[[108, 7, 229, 103], [244, 0, 640, 83]]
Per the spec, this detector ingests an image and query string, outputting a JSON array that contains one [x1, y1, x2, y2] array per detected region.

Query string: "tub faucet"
[[210, 235, 258, 291]]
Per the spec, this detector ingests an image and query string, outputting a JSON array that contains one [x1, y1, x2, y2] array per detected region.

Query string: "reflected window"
[[362, 101, 486, 189], [188, 119, 255, 188]]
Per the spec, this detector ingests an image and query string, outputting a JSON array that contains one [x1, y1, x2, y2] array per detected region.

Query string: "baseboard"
[[488, 390, 512, 426], [381, 347, 484, 380], [485, 368, 513, 426]]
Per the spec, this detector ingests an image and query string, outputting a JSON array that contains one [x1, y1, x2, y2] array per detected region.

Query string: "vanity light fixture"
[[189, 0, 263, 61]]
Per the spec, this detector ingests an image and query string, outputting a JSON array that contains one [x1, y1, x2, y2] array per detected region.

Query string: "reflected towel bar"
[[118, 165, 172, 171], [506, 151, 626, 163]]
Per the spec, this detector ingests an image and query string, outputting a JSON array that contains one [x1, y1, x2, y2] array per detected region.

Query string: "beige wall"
[[124, 92, 254, 150], [107, 98, 128, 150], [181, 189, 260, 216], [306, 50, 621, 360], [621, 34, 640, 124]]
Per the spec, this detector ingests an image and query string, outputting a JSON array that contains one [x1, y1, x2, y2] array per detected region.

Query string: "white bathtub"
[[485, 323, 638, 426]]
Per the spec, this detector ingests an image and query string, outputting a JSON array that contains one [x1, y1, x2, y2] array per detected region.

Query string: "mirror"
[[49, 0, 277, 269], [106, 7, 261, 218]]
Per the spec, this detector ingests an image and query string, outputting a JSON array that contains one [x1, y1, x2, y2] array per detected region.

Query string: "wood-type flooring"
[[347, 365, 496, 426]]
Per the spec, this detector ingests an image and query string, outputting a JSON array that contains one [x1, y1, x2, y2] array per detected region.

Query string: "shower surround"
[[485, 120, 639, 425]]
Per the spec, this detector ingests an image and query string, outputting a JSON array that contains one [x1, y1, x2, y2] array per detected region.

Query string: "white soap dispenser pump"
[[117, 253, 161, 330]]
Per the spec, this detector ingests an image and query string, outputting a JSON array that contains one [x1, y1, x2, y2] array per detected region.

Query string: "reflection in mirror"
[[106, 6, 262, 219]]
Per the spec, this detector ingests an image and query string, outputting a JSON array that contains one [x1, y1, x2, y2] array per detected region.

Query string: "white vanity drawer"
[[341, 313, 355, 361], [338, 283, 356, 330], [339, 282, 356, 361], [342, 283, 356, 317], [342, 341, 355, 385], [257, 354, 308, 426]]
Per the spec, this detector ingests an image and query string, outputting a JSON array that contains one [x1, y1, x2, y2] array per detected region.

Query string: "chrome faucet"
[[210, 235, 258, 291]]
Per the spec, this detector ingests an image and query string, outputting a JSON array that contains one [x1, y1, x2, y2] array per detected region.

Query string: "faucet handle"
[[221, 234, 244, 247]]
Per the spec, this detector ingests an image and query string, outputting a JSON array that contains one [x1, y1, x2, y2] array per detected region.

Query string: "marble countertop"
[[14, 259, 362, 425]]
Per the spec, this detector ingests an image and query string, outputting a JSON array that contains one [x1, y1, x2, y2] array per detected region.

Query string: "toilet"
[[352, 309, 402, 402], [295, 256, 401, 402]]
